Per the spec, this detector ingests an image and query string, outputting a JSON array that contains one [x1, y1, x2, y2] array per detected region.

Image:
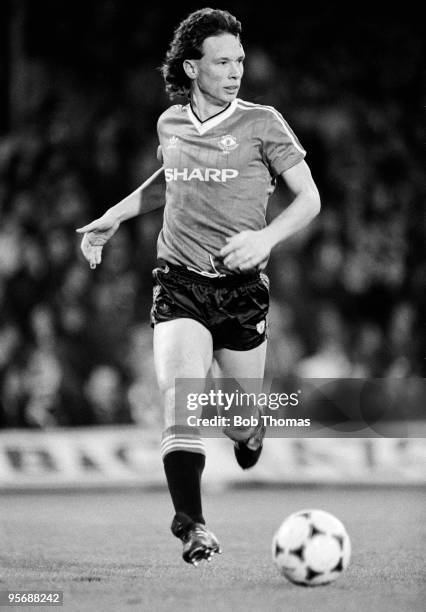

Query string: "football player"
[[77, 7, 320, 566]]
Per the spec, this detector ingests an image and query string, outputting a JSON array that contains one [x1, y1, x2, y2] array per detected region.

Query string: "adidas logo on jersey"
[[164, 168, 239, 182], [167, 136, 180, 148]]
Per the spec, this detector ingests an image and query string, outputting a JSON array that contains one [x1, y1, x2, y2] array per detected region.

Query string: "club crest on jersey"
[[256, 320, 266, 334], [218, 134, 238, 154], [167, 136, 180, 149]]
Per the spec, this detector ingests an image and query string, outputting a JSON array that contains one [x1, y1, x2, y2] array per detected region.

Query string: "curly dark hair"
[[160, 8, 242, 99]]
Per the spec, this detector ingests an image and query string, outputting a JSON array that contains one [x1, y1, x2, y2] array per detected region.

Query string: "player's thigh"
[[213, 340, 267, 385], [213, 341, 267, 439], [153, 318, 213, 394]]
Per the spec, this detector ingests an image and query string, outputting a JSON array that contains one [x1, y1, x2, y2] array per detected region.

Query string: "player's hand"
[[220, 229, 271, 271], [76, 215, 120, 269]]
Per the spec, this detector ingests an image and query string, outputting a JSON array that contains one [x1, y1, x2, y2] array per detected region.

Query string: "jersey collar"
[[187, 98, 238, 135]]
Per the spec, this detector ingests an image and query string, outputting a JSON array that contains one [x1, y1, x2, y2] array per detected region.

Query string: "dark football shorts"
[[150, 261, 269, 351]]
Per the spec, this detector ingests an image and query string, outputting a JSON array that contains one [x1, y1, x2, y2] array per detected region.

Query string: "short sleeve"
[[261, 109, 306, 177]]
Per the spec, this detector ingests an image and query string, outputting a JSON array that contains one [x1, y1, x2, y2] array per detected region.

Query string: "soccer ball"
[[272, 509, 351, 586]]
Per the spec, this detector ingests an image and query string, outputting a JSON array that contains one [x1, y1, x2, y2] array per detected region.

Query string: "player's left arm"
[[221, 160, 320, 271]]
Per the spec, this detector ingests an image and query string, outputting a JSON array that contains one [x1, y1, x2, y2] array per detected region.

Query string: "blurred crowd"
[[0, 6, 423, 428]]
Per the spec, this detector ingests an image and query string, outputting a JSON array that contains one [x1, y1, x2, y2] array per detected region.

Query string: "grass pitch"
[[0, 486, 424, 612]]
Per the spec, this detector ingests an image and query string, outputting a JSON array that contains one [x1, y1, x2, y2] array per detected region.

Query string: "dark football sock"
[[161, 426, 206, 534], [163, 450, 206, 531]]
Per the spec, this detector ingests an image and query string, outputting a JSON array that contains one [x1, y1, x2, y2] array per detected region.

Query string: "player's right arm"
[[76, 161, 164, 268]]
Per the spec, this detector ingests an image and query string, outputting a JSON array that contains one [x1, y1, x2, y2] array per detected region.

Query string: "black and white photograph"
[[0, 2, 424, 611]]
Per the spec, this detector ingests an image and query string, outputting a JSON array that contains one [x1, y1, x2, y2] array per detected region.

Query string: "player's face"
[[193, 34, 245, 106]]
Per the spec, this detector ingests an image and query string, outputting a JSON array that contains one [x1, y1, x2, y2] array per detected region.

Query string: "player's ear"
[[183, 59, 198, 80]]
